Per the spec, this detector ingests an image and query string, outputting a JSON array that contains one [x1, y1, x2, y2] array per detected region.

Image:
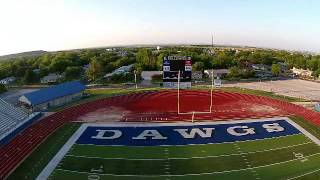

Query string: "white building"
[[192, 71, 203, 79], [141, 71, 162, 80], [0, 77, 16, 85], [40, 73, 62, 84], [117, 51, 128, 57], [291, 67, 313, 77], [104, 64, 134, 78], [204, 69, 230, 78]]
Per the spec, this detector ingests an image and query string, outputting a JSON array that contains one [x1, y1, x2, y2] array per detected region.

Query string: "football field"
[[39, 118, 320, 180]]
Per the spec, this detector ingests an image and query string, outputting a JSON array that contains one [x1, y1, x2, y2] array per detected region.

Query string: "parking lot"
[[225, 79, 320, 101]]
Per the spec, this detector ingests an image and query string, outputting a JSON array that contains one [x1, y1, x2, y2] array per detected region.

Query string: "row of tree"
[[0, 49, 135, 83], [1, 47, 320, 85]]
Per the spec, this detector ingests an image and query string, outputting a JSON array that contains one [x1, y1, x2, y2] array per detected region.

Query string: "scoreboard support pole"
[[177, 70, 180, 114]]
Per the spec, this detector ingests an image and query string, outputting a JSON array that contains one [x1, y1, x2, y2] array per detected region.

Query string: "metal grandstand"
[[0, 98, 40, 144]]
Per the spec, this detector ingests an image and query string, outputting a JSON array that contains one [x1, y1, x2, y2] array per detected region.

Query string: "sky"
[[0, 0, 320, 56]]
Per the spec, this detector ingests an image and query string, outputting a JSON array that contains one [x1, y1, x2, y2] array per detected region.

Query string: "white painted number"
[[88, 174, 100, 180], [293, 152, 308, 163], [88, 166, 103, 180]]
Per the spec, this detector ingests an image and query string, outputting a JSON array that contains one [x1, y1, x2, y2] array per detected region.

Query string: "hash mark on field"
[[234, 143, 261, 180], [164, 147, 171, 179]]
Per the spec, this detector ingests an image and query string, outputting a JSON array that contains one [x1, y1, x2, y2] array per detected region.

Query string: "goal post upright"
[[210, 70, 214, 113], [174, 58, 215, 123], [177, 69, 214, 115]]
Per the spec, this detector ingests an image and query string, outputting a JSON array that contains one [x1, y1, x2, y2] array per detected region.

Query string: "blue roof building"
[[19, 81, 86, 111]]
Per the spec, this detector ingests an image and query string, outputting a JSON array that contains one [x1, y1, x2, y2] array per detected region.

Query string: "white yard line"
[[287, 168, 320, 180], [54, 152, 320, 178], [286, 119, 320, 146], [66, 141, 314, 161]]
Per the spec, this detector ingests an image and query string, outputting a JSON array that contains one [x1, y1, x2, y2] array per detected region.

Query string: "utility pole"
[[134, 70, 137, 89], [211, 34, 214, 48]]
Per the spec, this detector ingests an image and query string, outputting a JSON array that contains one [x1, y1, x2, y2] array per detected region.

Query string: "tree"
[[312, 69, 320, 78], [65, 66, 83, 80], [24, 69, 38, 83], [307, 58, 319, 71], [87, 57, 102, 81], [271, 64, 281, 76], [49, 58, 72, 73], [39, 68, 49, 78], [193, 62, 205, 71], [228, 66, 240, 78], [157, 53, 165, 70], [136, 48, 156, 70], [0, 84, 6, 94]]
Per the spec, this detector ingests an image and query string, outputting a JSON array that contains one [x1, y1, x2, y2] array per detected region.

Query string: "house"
[[291, 67, 313, 77], [19, 81, 86, 111], [204, 69, 230, 78], [277, 62, 289, 72], [0, 77, 16, 85], [251, 64, 271, 71], [141, 71, 162, 80], [315, 103, 320, 112], [255, 71, 273, 78], [203, 48, 215, 55], [32, 69, 40, 74], [106, 48, 117, 52], [104, 64, 134, 78], [82, 64, 90, 72], [192, 71, 203, 79], [117, 51, 128, 57], [40, 73, 62, 84]]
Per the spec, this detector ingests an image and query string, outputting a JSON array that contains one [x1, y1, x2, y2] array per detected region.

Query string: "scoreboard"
[[163, 56, 192, 88]]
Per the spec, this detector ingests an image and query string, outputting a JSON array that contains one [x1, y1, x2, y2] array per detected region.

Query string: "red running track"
[[0, 90, 320, 179]]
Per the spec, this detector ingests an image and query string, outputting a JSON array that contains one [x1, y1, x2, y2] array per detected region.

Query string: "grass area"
[[58, 140, 319, 175], [69, 134, 309, 159], [290, 116, 320, 140], [7, 123, 81, 180]]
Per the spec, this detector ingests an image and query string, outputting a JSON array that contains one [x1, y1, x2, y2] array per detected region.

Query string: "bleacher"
[[0, 98, 41, 144]]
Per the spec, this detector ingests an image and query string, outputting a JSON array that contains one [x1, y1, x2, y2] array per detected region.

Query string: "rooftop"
[[21, 81, 86, 105]]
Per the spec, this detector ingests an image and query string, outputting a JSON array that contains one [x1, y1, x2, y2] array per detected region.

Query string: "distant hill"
[[0, 50, 47, 61]]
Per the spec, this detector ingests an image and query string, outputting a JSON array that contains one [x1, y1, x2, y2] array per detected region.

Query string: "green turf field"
[[41, 119, 320, 180]]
